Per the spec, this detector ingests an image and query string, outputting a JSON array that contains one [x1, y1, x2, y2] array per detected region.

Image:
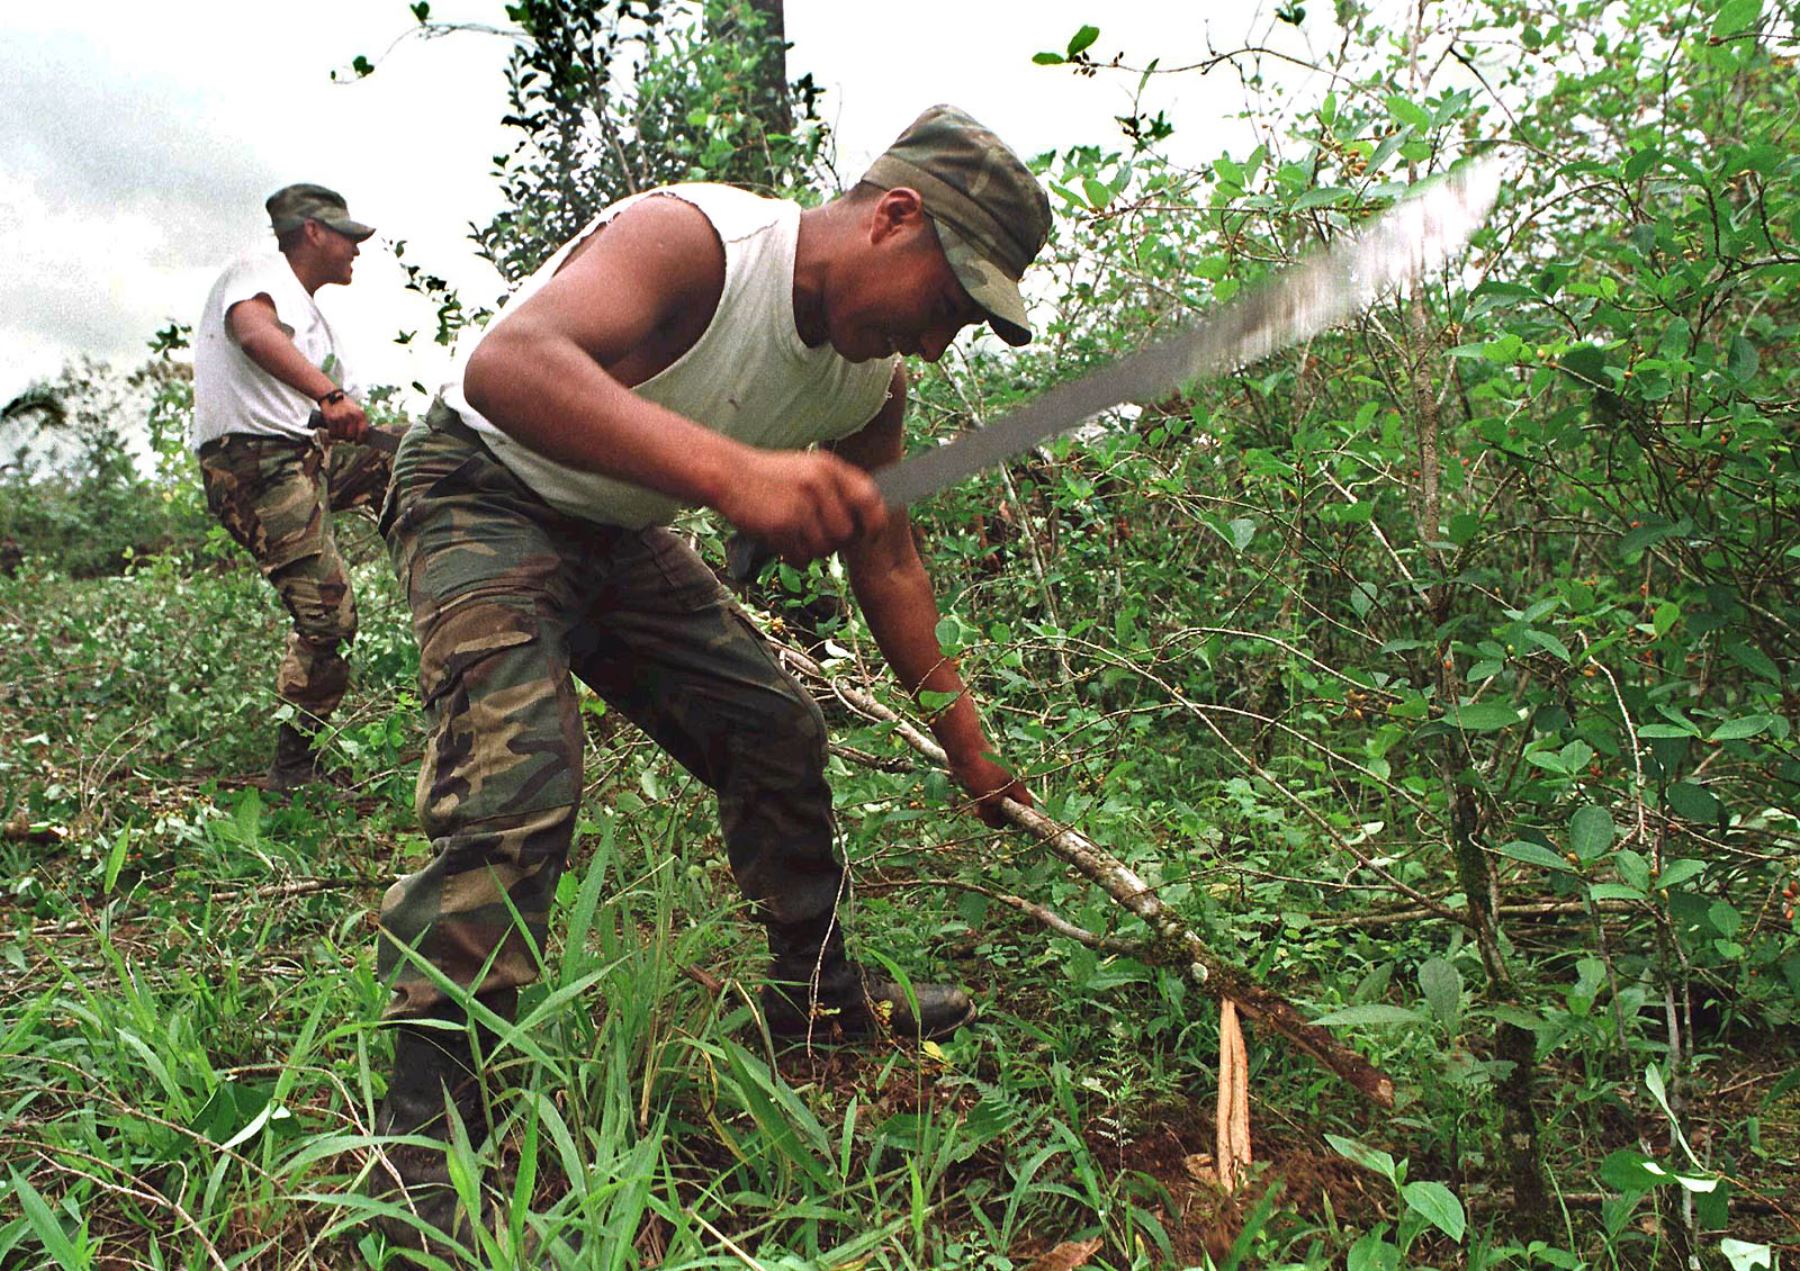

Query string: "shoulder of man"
[[639, 182, 794, 240], [215, 250, 311, 327]]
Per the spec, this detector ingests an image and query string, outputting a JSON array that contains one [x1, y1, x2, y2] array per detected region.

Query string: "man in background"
[[191, 183, 393, 790]]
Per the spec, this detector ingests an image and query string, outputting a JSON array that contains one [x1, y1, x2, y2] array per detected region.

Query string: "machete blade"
[[874, 156, 1503, 509]]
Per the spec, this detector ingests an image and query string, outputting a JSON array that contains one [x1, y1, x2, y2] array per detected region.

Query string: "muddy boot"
[[369, 990, 514, 1259], [762, 915, 975, 1043], [266, 720, 326, 793]]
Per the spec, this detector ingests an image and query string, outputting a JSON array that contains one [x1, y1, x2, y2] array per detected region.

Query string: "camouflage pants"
[[375, 405, 842, 1020], [198, 432, 393, 722]]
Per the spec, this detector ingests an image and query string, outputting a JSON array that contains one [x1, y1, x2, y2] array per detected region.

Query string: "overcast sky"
[[1, 1, 1342, 411]]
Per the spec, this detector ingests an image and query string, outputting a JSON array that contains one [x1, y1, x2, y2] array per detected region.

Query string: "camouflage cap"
[[861, 104, 1050, 346], [265, 183, 375, 242]]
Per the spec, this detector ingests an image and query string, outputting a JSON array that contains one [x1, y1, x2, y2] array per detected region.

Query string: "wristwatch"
[[317, 389, 347, 407]]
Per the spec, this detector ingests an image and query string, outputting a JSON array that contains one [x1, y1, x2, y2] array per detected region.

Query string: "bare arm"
[[464, 196, 887, 563], [226, 295, 367, 441], [833, 364, 1031, 825]]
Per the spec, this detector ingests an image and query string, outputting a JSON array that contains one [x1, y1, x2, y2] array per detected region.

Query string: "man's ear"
[[870, 187, 927, 245]]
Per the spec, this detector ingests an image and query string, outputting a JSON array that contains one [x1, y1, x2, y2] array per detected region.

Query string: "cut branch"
[[776, 643, 1397, 1108]]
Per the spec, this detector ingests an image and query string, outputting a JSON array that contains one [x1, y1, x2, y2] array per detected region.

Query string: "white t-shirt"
[[444, 183, 897, 528], [191, 251, 357, 450]]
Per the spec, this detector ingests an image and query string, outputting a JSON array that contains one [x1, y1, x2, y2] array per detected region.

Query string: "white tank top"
[[443, 183, 898, 528]]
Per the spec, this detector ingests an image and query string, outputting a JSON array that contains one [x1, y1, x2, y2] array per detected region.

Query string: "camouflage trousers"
[[198, 431, 394, 723], [375, 404, 843, 1020]]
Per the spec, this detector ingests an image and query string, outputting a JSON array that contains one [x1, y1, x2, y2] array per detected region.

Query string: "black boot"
[[266, 720, 326, 793], [368, 990, 514, 1258], [762, 916, 976, 1043]]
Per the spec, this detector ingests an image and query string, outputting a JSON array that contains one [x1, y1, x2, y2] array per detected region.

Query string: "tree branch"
[[775, 642, 1397, 1107]]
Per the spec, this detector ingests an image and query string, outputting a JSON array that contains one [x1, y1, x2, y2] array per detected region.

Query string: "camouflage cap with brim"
[[265, 182, 376, 242], [862, 104, 1050, 346]]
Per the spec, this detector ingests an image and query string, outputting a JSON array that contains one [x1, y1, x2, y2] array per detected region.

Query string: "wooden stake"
[[1216, 999, 1252, 1193]]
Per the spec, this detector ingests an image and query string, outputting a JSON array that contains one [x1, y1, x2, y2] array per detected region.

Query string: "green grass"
[[2, 539, 1795, 1270]]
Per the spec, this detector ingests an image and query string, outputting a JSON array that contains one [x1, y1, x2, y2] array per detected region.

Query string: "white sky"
[[1, 1, 1346, 412]]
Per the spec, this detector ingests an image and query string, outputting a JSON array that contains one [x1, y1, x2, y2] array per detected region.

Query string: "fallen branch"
[[1311, 898, 1641, 928], [209, 877, 365, 902], [776, 644, 1397, 1108], [914, 878, 1146, 955]]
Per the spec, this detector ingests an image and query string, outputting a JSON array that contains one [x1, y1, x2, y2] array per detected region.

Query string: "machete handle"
[[307, 408, 401, 453]]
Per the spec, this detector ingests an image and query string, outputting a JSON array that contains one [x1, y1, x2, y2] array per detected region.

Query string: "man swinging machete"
[[368, 105, 1045, 1253]]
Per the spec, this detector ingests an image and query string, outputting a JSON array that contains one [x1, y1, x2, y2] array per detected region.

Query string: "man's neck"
[[282, 249, 326, 296], [791, 203, 843, 348]]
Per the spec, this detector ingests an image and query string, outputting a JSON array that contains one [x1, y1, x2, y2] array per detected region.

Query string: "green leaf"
[[1724, 641, 1780, 683], [1623, 147, 1661, 180], [1294, 186, 1352, 210], [103, 826, 130, 894], [917, 688, 961, 715], [1712, 0, 1762, 36], [1482, 333, 1524, 362], [1569, 805, 1615, 860], [1418, 957, 1462, 1027], [9, 1172, 86, 1268], [1524, 629, 1572, 663], [1082, 177, 1113, 209], [1385, 95, 1431, 131], [1031, 51, 1066, 65], [1445, 701, 1522, 732], [1666, 782, 1721, 823], [1729, 144, 1783, 176], [1067, 24, 1100, 56], [1619, 518, 1680, 561], [1497, 840, 1578, 873], [1559, 344, 1611, 387], [1560, 739, 1594, 771], [1207, 516, 1257, 552], [1326, 1133, 1398, 1183], [1720, 1239, 1774, 1271], [1347, 1231, 1399, 1271], [1312, 1003, 1429, 1026], [1728, 335, 1760, 383], [1402, 1180, 1466, 1242], [934, 614, 973, 654], [1367, 129, 1407, 175], [1657, 858, 1706, 889], [1616, 848, 1651, 893], [1600, 1149, 1669, 1192], [1709, 714, 1772, 741]]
